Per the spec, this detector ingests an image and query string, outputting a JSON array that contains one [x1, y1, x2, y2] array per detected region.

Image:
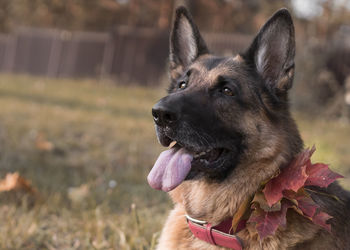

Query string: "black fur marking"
[[154, 88, 245, 181], [203, 57, 225, 71]]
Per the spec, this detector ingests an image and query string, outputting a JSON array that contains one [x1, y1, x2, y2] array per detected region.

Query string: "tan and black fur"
[[151, 7, 350, 250]]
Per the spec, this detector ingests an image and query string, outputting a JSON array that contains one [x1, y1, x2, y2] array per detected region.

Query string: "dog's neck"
[[169, 149, 291, 225], [170, 117, 303, 225]]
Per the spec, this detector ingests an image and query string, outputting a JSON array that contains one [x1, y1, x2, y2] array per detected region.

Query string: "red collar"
[[186, 214, 245, 249]]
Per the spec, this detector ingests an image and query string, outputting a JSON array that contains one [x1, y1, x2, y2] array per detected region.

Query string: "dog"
[[147, 7, 350, 250]]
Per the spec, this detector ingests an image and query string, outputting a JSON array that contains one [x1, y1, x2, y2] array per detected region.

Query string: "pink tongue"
[[147, 147, 193, 192]]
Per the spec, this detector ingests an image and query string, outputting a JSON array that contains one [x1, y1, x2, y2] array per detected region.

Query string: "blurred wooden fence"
[[0, 27, 251, 86]]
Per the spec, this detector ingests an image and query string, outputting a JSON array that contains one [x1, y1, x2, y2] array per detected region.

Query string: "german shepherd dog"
[[148, 7, 350, 249]]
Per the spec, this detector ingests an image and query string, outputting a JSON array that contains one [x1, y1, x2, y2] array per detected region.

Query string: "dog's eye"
[[222, 87, 234, 96], [178, 81, 187, 89]]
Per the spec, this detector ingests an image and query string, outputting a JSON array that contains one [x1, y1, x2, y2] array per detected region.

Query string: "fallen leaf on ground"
[[68, 184, 89, 203], [36, 133, 54, 152], [0, 172, 36, 194]]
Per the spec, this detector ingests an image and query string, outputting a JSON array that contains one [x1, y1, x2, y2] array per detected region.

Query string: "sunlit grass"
[[0, 74, 169, 249], [0, 74, 349, 249], [294, 112, 350, 189]]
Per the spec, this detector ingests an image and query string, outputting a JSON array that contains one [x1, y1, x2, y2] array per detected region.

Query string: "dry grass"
[[0, 74, 349, 249]]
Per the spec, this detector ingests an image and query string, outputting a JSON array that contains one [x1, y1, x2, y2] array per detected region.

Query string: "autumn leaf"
[[248, 201, 292, 239], [36, 132, 54, 152], [283, 189, 318, 218], [313, 211, 332, 232], [305, 163, 343, 187], [248, 147, 340, 240], [0, 172, 36, 194], [232, 196, 252, 232], [68, 184, 90, 203], [263, 147, 315, 207], [251, 192, 281, 212]]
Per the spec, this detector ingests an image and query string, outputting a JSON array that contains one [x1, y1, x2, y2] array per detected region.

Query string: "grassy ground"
[[0, 74, 349, 249]]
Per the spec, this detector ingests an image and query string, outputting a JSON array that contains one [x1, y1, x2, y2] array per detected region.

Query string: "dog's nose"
[[152, 103, 179, 127]]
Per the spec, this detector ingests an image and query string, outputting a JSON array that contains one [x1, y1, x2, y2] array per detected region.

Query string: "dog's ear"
[[243, 9, 295, 94], [169, 7, 209, 80]]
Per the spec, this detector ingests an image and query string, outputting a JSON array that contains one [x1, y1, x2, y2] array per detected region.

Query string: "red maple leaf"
[[248, 201, 292, 239], [313, 211, 332, 232], [283, 189, 319, 218], [263, 147, 315, 207], [305, 163, 343, 187], [249, 147, 341, 239]]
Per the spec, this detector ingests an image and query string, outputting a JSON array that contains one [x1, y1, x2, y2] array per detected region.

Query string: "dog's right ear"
[[169, 7, 209, 80]]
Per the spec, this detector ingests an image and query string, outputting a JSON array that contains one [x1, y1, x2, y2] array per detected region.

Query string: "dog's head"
[[148, 7, 302, 192]]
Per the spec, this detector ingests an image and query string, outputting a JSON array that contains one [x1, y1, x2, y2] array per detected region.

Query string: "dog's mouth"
[[192, 147, 227, 166], [147, 135, 229, 192]]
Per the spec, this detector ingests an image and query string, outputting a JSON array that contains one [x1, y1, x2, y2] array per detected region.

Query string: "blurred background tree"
[[0, 0, 347, 35]]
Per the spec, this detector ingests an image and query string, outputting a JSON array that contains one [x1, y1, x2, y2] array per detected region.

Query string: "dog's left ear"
[[243, 9, 295, 94], [169, 7, 209, 80]]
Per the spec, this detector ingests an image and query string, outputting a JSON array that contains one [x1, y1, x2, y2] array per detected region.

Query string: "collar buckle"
[[185, 214, 207, 225]]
